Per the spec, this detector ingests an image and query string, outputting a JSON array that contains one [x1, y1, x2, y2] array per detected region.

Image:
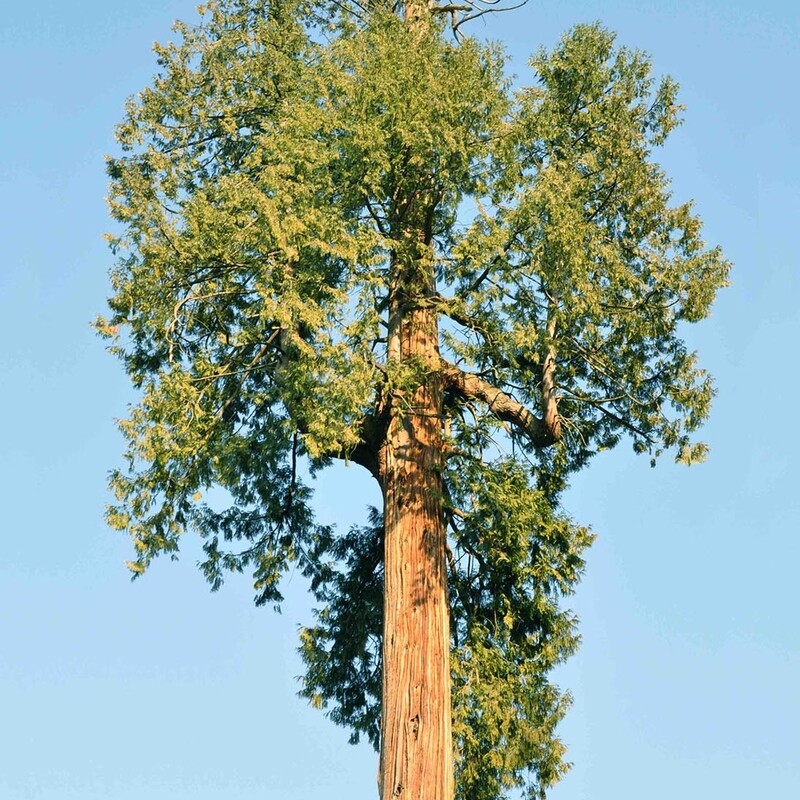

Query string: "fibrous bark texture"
[[380, 247, 453, 799]]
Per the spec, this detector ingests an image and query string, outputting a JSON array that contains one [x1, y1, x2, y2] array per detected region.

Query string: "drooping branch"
[[439, 358, 560, 448]]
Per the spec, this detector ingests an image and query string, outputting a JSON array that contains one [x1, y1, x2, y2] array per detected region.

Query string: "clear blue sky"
[[1, 1, 797, 798]]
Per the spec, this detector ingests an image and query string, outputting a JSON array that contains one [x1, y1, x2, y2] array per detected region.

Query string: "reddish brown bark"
[[379, 243, 453, 799]]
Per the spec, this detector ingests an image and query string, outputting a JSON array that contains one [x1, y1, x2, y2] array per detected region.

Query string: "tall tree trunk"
[[379, 246, 453, 800]]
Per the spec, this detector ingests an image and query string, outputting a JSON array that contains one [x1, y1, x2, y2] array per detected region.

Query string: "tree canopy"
[[99, 2, 728, 798]]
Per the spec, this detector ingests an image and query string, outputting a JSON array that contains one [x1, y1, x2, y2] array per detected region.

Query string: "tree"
[[98, 2, 729, 799]]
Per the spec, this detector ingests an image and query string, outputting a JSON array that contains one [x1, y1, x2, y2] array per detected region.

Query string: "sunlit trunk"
[[379, 244, 453, 800]]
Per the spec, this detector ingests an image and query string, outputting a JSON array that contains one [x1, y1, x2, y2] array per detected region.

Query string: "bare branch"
[[430, 3, 473, 12], [451, 0, 528, 36]]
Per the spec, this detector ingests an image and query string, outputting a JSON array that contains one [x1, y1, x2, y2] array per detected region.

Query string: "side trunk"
[[379, 268, 453, 799]]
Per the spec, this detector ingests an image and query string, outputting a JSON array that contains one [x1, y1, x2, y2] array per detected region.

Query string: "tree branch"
[[428, 293, 490, 335], [439, 358, 560, 448], [541, 308, 562, 442], [343, 410, 385, 486]]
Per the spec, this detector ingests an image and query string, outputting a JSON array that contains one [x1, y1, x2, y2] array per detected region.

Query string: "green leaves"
[[299, 511, 384, 746], [445, 458, 593, 800], [101, 5, 727, 798], [447, 23, 729, 471]]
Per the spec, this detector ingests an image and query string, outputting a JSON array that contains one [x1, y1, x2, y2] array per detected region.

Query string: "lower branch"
[[439, 358, 560, 448], [344, 411, 385, 486]]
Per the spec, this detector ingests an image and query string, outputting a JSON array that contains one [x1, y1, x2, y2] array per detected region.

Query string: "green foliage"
[[100, 2, 728, 797], [300, 508, 384, 745], [450, 24, 729, 472], [446, 459, 593, 799]]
